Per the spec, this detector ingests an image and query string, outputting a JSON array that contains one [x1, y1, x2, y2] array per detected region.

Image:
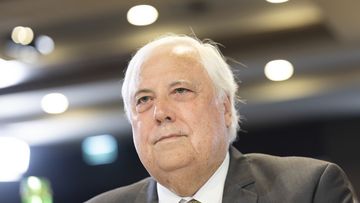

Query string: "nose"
[[153, 99, 176, 125]]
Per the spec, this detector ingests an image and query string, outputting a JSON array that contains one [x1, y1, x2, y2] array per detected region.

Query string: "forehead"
[[138, 43, 208, 81], [145, 43, 199, 64]]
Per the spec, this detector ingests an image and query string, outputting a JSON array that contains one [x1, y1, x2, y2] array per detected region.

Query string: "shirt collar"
[[157, 152, 230, 203]]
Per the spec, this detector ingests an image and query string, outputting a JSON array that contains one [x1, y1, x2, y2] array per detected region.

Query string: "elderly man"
[[86, 35, 357, 203]]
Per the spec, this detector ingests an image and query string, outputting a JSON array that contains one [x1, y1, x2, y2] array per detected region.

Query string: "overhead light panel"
[[0, 59, 27, 88], [266, 0, 289, 3], [127, 5, 158, 26], [264, 59, 294, 81], [41, 93, 69, 114], [0, 137, 30, 182]]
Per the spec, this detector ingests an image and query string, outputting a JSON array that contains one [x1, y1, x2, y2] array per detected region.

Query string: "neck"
[[156, 156, 224, 197]]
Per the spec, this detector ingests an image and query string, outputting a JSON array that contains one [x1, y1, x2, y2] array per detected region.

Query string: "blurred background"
[[0, 0, 359, 202]]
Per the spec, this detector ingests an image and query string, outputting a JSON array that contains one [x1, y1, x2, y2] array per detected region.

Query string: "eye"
[[173, 88, 190, 94], [136, 96, 152, 105]]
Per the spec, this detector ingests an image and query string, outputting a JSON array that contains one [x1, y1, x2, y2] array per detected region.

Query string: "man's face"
[[129, 44, 232, 181]]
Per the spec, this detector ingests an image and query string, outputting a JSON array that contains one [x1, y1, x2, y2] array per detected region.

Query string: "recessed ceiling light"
[[266, 0, 289, 3], [11, 26, 34, 45], [35, 35, 55, 55], [264, 59, 294, 81], [127, 5, 158, 26], [41, 93, 69, 114]]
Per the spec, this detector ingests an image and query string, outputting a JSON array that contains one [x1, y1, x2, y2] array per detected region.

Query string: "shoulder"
[[245, 152, 330, 173], [243, 152, 340, 185], [241, 153, 357, 202], [229, 147, 332, 181], [85, 177, 154, 203]]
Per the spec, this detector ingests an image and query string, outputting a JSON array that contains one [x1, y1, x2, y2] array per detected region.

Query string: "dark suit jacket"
[[86, 147, 358, 203]]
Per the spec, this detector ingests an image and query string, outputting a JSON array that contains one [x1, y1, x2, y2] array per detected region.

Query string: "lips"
[[154, 134, 185, 144]]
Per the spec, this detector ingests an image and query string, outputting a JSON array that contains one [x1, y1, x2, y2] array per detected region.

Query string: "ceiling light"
[[127, 5, 158, 26], [82, 134, 118, 165], [266, 0, 289, 3], [0, 137, 30, 182], [35, 35, 55, 55], [11, 26, 34, 45], [0, 59, 27, 88], [41, 93, 69, 114], [264, 59, 294, 81]]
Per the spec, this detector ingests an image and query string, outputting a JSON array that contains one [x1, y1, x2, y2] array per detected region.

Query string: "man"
[[86, 34, 358, 203]]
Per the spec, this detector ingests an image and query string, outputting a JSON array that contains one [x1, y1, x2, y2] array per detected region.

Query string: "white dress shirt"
[[157, 152, 230, 203]]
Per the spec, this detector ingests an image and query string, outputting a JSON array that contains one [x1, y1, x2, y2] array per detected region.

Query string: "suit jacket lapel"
[[134, 178, 158, 203], [222, 146, 258, 203]]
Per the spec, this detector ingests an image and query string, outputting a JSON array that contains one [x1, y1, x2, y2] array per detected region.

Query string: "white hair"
[[121, 34, 240, 143]]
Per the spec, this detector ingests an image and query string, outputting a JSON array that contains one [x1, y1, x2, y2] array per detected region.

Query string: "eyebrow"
[[134, 89, 154, 99], [169, 80, 192, 88]]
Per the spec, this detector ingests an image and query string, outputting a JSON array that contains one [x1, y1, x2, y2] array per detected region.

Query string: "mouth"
[[154, 134, 185, 144]]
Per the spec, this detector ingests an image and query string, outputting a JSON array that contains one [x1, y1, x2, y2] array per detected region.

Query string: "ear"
[[223, 95, 232, 128]]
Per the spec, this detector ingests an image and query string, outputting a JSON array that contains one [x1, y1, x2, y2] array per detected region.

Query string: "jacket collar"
[[135, 177, 158, 203], [222, 146, 258, 203]]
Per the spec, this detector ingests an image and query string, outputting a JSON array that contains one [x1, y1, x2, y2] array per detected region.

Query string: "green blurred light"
[[20, 176, 53, 203]]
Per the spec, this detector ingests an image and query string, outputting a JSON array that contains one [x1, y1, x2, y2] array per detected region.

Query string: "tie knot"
[[182, 199, 201, 203]]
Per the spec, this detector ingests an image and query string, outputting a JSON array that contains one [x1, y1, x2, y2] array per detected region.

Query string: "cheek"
[[184, 101, 225, 140], [201, 102, 227, 138], [131, 126, 142, 152], [132, 121, 154, 162], [181, 96, 224, 127], [132, 120, 149, 148]]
